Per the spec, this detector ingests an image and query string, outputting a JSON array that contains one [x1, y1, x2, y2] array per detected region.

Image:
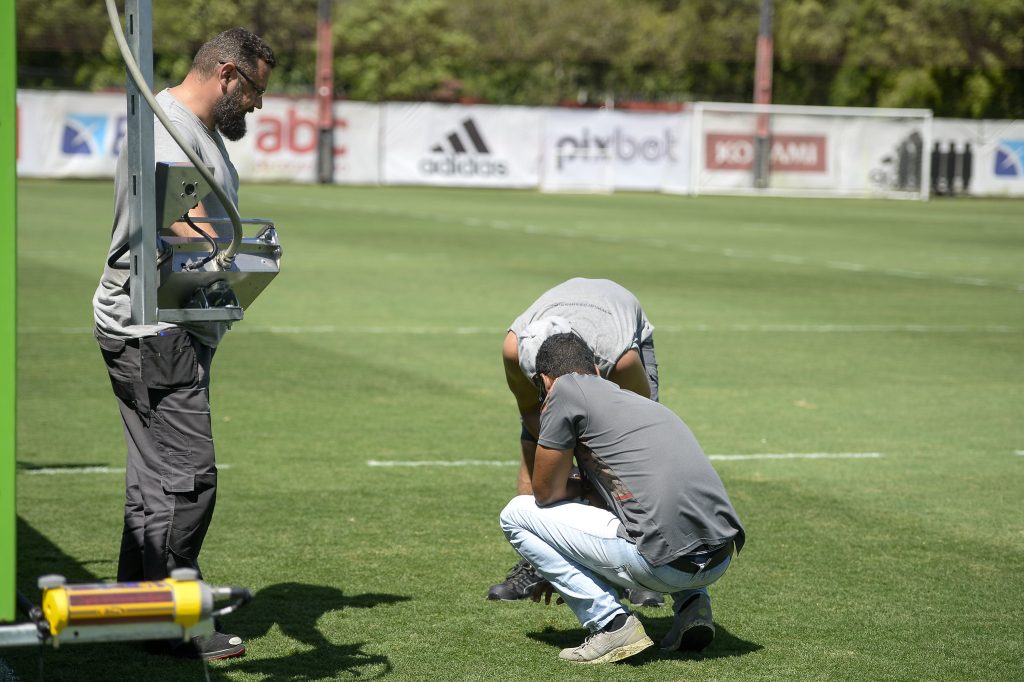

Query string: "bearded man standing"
[[92, 27, 275, 661]]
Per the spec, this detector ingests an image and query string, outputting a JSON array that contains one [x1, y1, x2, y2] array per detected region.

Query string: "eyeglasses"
[[219, 61, 265, 97], [532, 373, 548, 402]]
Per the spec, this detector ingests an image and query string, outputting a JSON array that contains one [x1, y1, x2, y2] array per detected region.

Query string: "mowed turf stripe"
[[17, 324, 1020, 335], [262, 197, 1024, 292], [366, 453, 884, 467], [19, 464, 233, 475]]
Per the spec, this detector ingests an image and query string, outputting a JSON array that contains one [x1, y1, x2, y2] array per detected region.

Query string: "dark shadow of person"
[[527, 618, 761, 665], [218, 582, 411, 681]]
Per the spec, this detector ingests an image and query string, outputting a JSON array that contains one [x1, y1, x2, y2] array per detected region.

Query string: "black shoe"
[[487, 559, 544, 601], [661, 593, 714, 651], [194, 631, 246, 660], [149, 631, 246, 660], [625, 588, 665, 607]]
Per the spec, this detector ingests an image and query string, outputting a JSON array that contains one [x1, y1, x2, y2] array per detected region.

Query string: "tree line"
[[16, 0, 1024, 118]]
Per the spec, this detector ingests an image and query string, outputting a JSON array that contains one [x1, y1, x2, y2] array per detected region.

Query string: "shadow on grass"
[[220, 582, 409, 681], [6, 517, 197, 681], [527, 615, 761, 664], [5, 518, 409, 681], [15, 462, 112, 471]]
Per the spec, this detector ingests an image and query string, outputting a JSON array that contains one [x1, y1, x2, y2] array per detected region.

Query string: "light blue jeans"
[[500, 495, 732, 632]]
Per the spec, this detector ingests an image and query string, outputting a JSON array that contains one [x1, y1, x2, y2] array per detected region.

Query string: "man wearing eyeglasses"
[[488, 278, 665, 607], [93, 27, 275, 661]]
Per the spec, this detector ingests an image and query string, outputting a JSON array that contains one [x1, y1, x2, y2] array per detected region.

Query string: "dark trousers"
[[96, 328, 217, 581]]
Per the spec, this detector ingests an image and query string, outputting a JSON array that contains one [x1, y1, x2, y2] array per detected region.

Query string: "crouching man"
[[499, 332, 745, 664]]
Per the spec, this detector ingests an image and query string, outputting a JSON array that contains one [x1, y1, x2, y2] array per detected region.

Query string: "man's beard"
[[213, 87, 249, 141]]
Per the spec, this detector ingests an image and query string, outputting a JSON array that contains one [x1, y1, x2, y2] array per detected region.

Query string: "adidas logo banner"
[[382, 103, 541, 187]]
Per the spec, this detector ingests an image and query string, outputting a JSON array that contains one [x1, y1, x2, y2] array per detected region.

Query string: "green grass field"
[[8, 180, 1023, 681]]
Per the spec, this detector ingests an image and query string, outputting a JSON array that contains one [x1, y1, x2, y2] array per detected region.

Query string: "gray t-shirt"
[[92, 89, 239, 348], [538, 373, 745, 566], [509, 278, 654, 378]]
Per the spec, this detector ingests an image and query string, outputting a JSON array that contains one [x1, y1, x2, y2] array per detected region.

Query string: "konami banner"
[[540, 108, 690, 193], [381, 103, 541, 187], [693, 104, 930, 198], [930, 119, 1024, 197]]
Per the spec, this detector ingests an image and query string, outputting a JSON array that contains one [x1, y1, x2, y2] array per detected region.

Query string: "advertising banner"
[[16, 90, 126, 178], [931, 119, 1024, 197], [381, 103, 541, 187], [541, 108, 689, 193], [694, 106, 928, 197], [16, 90, 381, 184], [226, 98, 380, 184]]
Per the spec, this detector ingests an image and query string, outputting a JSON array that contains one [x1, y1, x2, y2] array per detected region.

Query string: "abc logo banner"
[[382, 103, 541, 187], [224, 98, 380, 183]]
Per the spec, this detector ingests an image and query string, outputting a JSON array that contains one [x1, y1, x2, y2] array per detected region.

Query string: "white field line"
[[20, 464, 232, 475], [1015, 450, 1024, 456], [366, 453, 883, 468], [270, 198, 1022, 292], [17, 324, 1021, 336]]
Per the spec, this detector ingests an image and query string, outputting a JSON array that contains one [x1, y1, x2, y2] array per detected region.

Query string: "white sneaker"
[[558, 615, 654, 664]]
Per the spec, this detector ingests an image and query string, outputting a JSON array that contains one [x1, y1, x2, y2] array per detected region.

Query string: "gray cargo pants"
[[96, 327, 217, 581]]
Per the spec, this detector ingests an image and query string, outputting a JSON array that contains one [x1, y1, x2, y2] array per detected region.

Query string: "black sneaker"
[[660, 593, 714, 651], [153, 631, 245, 660], [487, 558, 544, 601], [194, 631, 246, 660], [625, 588, 665, 607]]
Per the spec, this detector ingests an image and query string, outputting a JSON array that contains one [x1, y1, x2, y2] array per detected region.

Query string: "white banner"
[[15, 90, 380, 184], [16, 90, 127, 178], [540, 109, 689, 193], [15, 89, 1021, 199], [931, 119, 1024, 197], [694, 105, 928, 197], [382, 103, 541, 187], [225, 99, 380, 183]]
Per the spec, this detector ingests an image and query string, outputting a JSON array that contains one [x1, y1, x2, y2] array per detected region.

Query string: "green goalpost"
[[1, 0, 16, 624]]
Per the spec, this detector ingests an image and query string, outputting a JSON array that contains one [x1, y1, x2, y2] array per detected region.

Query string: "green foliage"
[[334, 0, 474, 101], [14, 0, 1024, 116]]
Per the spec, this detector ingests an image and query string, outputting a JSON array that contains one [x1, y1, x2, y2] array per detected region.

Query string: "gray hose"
[[103, 0, 241, 267]]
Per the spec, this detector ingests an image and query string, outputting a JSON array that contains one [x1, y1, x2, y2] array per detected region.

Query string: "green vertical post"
[[0, 0, 16, 623]]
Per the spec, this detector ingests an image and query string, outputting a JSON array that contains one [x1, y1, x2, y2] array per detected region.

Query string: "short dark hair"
[[192, 27, 277, 79], [535, 333, 598, 379]]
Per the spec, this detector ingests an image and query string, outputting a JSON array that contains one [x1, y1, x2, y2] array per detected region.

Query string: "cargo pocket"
[[140, 332, 197, 390], [161, 451, 196, 493], [96, 332, 140, 411], [167, 471, 217, 562]]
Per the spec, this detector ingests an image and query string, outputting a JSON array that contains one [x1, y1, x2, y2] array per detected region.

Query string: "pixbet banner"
[[381, 103, 541, 187], [540, 108, 689, 192]]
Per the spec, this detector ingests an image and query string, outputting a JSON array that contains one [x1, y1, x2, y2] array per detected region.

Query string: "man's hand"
[[529, 580, 565, 605]]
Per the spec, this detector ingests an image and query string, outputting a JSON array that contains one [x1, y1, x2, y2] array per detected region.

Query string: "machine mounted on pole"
[[1, 0, 268, 651]]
